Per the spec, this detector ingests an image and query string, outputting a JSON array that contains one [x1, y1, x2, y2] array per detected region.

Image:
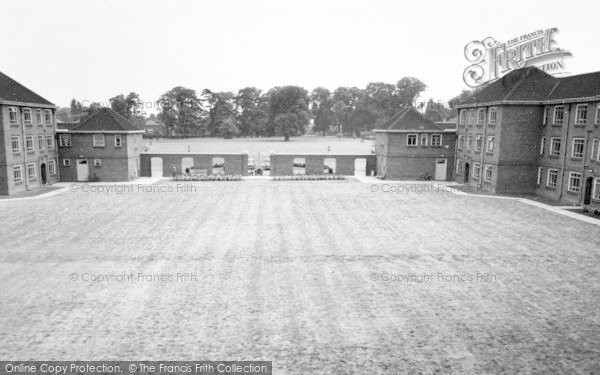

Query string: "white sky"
[[3, 0, 600, 111]]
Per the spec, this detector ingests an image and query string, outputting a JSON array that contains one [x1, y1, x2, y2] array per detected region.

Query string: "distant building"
[[455, 67, 600, 209], [56, 108, 144, 182], [373, 108, 456, 180], [143, 119, 165, 136], [0, 71, 58, 195]]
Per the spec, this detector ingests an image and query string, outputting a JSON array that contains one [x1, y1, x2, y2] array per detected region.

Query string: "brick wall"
[[140, 153, 248, 177], [270, 154, 376, 176]]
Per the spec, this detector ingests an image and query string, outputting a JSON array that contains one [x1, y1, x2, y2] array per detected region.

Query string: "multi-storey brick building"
[[56, 108, 144, 182], [455, 67, 600, 208], [374, 107, 456, 180], [0, 72, 58, 195]]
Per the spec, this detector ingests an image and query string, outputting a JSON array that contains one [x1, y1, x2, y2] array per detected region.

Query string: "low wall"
[[270, 154, 376, 176], [141, 153, 248, 177]]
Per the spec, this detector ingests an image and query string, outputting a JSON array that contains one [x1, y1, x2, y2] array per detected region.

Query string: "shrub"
[[272, 175, 345, 181]]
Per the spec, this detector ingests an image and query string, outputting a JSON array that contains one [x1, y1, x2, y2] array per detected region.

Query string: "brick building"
[[373, 107, 456, 180], [0, 72, 58, 195], [56, 108, 144, 182], [455, 67, 600, 208]]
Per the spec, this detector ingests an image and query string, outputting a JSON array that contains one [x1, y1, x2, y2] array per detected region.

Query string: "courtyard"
[[0, 179, 599, 374]]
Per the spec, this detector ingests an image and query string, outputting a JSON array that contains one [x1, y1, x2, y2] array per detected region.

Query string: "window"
[[49, 160, 56, 175], [459, 110, 466, 125], [58, 134, 72, 147], [571, 138, 585, 159], [213, 157, 225, 175], [63, 159, 71, 167], [11, 136, 20, 153], [46, 135, 54, 150], [27, 163, 36, 180], [94, 159, 102, 167], [420, 134, 428, 146], [407, 134, 417, 146], [475, 135, 482, 151], [486, 136, 495, 153], [13, 165, 22, 183], [542, 107, 548, 125], [469, 110, 477, 125], [473, 162, 481, 180], [93, 134, 105, 147], [38, 135, 44, 150], [568, 172, 581, 193], [23, 108, 32, 125], [477, 108, 485, 125], [9, 107, 18, 124], [553, 106, 564, 125], [594, 178, 600, 200], [484, 165, 493, 182], [550, 138, 561, 157], [114, 135, 122, 147], [25, 136, 34, 152], [458, 135, 465, 150], [596, 106, 600, 125], [488, 107, 497, 125], [431, 134, 442, 147], [547, 169, 558, 188], [575, 104, 588, 125], [323, 158, 336, 174], [466, 135, 473, 150], [36, 109, 42, 125], [539, 137, 545, 156], [537, 167, 542, 185], [456, 159, 463, 174], [592, 139, 599, 161], [44, 110, 52, 125]]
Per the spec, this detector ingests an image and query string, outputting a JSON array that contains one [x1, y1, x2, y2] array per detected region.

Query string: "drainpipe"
[[579, 118, 593, 205], [20, 108, 29, 191], [557, 103, 571, 202]]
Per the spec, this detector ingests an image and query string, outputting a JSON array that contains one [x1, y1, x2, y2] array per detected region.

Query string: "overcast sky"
[[3, 0, 600, 111]]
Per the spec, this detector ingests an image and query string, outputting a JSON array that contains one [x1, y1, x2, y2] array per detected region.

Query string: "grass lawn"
[[0, 180, 599, 373]]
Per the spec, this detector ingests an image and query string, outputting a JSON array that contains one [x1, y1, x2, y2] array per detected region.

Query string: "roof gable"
[[0, 71, 54, 106], [71, 108, 142, 132], [380, 107, 442, 131]]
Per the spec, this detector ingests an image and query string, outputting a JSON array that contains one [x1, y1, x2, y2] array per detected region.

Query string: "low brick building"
[[455, 67, 600, 208], [56, 108, 144, 182], [269, 153, 376, 176], [141, 153, 249, 177], [373, 108, 456, 180], [0, 71, 58, 195]]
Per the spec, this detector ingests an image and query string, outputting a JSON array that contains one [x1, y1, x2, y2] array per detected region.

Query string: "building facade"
[[374, 108, 456, 181], [0, 72, 58, 195], [456, 67, 600, 208], [56, 108, 144, 182]]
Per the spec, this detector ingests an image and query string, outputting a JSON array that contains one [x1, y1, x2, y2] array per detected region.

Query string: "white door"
[[151, 157, 163, 178], [76, 160, 89, 181], [435, 159, 447, 180], [354, 158, 367, 176], [182, 157, 194, 173]]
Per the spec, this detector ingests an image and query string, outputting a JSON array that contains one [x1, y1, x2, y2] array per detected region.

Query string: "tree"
[[310, 87, 334, 136], [203, 90, 239, 138], [396, 77, 427, 106], [267, 86, 310, 141], [236, 87, 268, 137], [448, 89, 476, 108], [157, 87, 205, 137]]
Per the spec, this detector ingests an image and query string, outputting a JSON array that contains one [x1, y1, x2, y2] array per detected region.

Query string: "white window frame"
[[567, 172, 582, 193], [488, 107, 497, 125], [420, 134, 428, 146], [431, 134, 442, 147], [25, 135, 34, 152], [475, 135, 482, 151], [13, 165, 22, 183], [484, 165, 493, 182], [456, 159, 462, 174], [48, 160, 56, 175], [458, 135, 464, 150], [38, 135, 44, 150], [63, 159, 71, 167], [114, 134, 122, 147], [407, 134, 417, 146], [36, 109, 42, 125], [473, 162, 481, 180], [477, 108, 485, 125], [547, 169, 558, 188], [592, 139, 599, 161], [595, 106, 600, 125], [46, 135, 54, 150], [93, 134, 105, 147], [575, 104, 588, 125], [9, 107, 18, 125], [27, 163, 36, 180], [459, 110, 466, 125], [539, 136, 545, 156], [23, 108, 32, 125], [593, 178, 600, 200], [553, 106, 564, 125], [466, 135, 473, 150], [550, 137, 561, 157], [94, 159, 102, 167], [487, 136, 495, 153], [571, 138, 585, 159], [11, 136, 20, 153], [536, 167, 542, 185], [44, 110, 52, 125]]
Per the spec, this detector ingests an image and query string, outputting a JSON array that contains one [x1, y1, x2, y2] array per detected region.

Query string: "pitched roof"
[[71, 108, 142, 132], [0, 71, 54, 106], [56, 122, 80, 130], [378, 107, 443, 131], [145, 120, 163, 126], [459, 67, 600, 106]]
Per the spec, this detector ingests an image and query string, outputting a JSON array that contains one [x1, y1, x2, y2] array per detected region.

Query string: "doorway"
[[40, 163, 47, 184], [584, 177, 593, 205], [354, 158, 367, 176], [464, 163, 470, 183], [434, 159, 447, 180], [76, 160, 89, 181], [151, 157, 163, 177]]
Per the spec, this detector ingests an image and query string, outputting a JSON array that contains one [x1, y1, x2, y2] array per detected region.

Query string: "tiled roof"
[[0, 71, 53, 105], [71, 108, 142, 132], [56, 122, 80, 130], [378, 107, 443, 131], [460, 67, 600, 105]]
